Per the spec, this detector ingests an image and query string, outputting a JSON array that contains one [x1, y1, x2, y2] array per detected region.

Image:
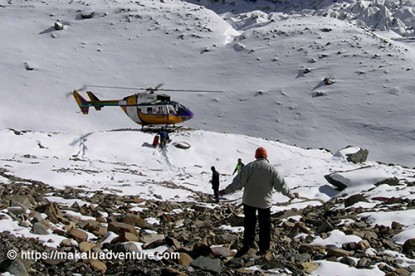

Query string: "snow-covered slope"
[[1, 128, 414, 204], [1, 0, 415, 166]]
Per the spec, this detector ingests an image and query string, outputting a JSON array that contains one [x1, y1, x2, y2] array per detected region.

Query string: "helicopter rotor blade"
[[83, 84, 223, 93], [154, 83, 164, 90], [84, 84, 144, 90], [156, 88, 223, 93], [145, 83, 164, 93], [66, 85, 87, 98]]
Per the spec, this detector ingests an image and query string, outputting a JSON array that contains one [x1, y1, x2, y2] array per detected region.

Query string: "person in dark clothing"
[[210, 166, 220, 203], [219, 147, 299, 257], [159, 129, 170, 149]]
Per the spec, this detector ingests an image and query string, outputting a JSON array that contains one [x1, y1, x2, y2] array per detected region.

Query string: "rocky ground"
[[0, 167, 415, 275]]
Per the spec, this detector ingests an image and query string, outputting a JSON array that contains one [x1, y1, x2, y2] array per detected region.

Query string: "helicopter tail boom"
[[73, 91, 122, 115], [86, 91, 103, 111]]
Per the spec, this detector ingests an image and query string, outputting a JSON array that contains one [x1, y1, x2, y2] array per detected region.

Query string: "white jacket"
[[223, 158, 292, 209]]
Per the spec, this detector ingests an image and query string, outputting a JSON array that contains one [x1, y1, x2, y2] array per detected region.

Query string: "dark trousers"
[[213, 188, 219, 201], [160, 139, 167, 148], [243, 204, 271, 252]]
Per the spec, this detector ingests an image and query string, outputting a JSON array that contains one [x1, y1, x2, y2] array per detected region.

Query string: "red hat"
[[255, 147, 268, 158]]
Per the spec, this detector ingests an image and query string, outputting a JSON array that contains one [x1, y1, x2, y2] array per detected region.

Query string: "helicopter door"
[[123, 97, 142, 124]]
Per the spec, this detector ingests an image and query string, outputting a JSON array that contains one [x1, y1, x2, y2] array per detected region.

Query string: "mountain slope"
[[1, 0, 415, 165]]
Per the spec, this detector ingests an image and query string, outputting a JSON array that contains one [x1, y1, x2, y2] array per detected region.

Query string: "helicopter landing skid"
[[140, 125, 190, 133]]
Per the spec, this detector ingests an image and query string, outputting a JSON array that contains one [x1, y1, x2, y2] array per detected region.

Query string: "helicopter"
[[72, 84, 221, 128]]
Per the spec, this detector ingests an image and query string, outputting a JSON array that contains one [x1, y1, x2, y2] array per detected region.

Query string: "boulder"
[[10, 194, 35, 208], [34, 202, 60, 223], [403, 238, 415, 256], [80, 10, 95, 19], [345, 194, 368, 207], [113, 242, 139, 253], [326, 248, 353, 258], [121, 214, 151, 229], [211, 246, 233, 258], [317, 220, 334, 234], [32, 222, 50, 235], [191, 256, 222, 274], [300, 262, 319, 273], [89, 259, 107, 273], [325, 166, 396, 192], [118, 232, 139, 242], [54, 21, 64, 30], [299, 244, 325, 254], [323, 77, 334, 85], [334, 146, 368, 163], [67, 228, 88, 243], [0, 258, 28, 276], [140, 233, 165, 247], [177, 252, 193, 266], [79, 242, 95, 252], [108, 222, 138, 236], [8, 206, 26, 216], [173, 141, 191, 149]]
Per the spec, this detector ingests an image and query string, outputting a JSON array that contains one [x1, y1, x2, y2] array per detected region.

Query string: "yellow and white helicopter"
[[72, 84, 221, 128]]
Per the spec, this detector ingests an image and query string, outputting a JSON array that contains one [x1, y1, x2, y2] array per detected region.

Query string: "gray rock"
[[347, 148, 368, 163], [225, 258, 244, 269], [403, 238, 415, 256], [0, 258, 29, 276], [32, 222, 49, 235], [191, 256, 222, 274], [7, 206, 26, 216], [374, 177, 400, 186], [80, 10, 95, 19], [326, 248, 352, 257], [54, 21, 64, 30], [340, 256, 357, 267], [325, 166, 394, 191], [323, 77, 334, 85], [113, 242, 139, 253], [317, 220, 334, 234], [141, 233, 165, 247], [211, 246, 233, 258], [334, 146, 368, 163], [345, 194, 368, 208], [357, 257, 372, 268], [215, 233, 239, 244], [10, 195, 34, 208]]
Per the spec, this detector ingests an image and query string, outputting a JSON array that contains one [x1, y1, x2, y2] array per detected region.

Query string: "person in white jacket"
[[219, 147, 298, 257]]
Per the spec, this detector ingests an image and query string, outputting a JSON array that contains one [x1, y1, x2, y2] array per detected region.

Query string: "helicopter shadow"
[[108, 128, 167, 134], [142, 142, 155, 148], [108, 128, 142, 132], [69, 132, 93, 147]]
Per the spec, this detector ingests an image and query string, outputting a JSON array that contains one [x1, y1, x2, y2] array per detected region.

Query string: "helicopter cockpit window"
[[177, 104, 186, 112], [147, 107, 152, 114], [168, 106, 175, 115]]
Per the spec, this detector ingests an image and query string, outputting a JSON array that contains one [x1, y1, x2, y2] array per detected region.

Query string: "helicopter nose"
[[176, 104, 194, 121], [182, 108, 194, 121]]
